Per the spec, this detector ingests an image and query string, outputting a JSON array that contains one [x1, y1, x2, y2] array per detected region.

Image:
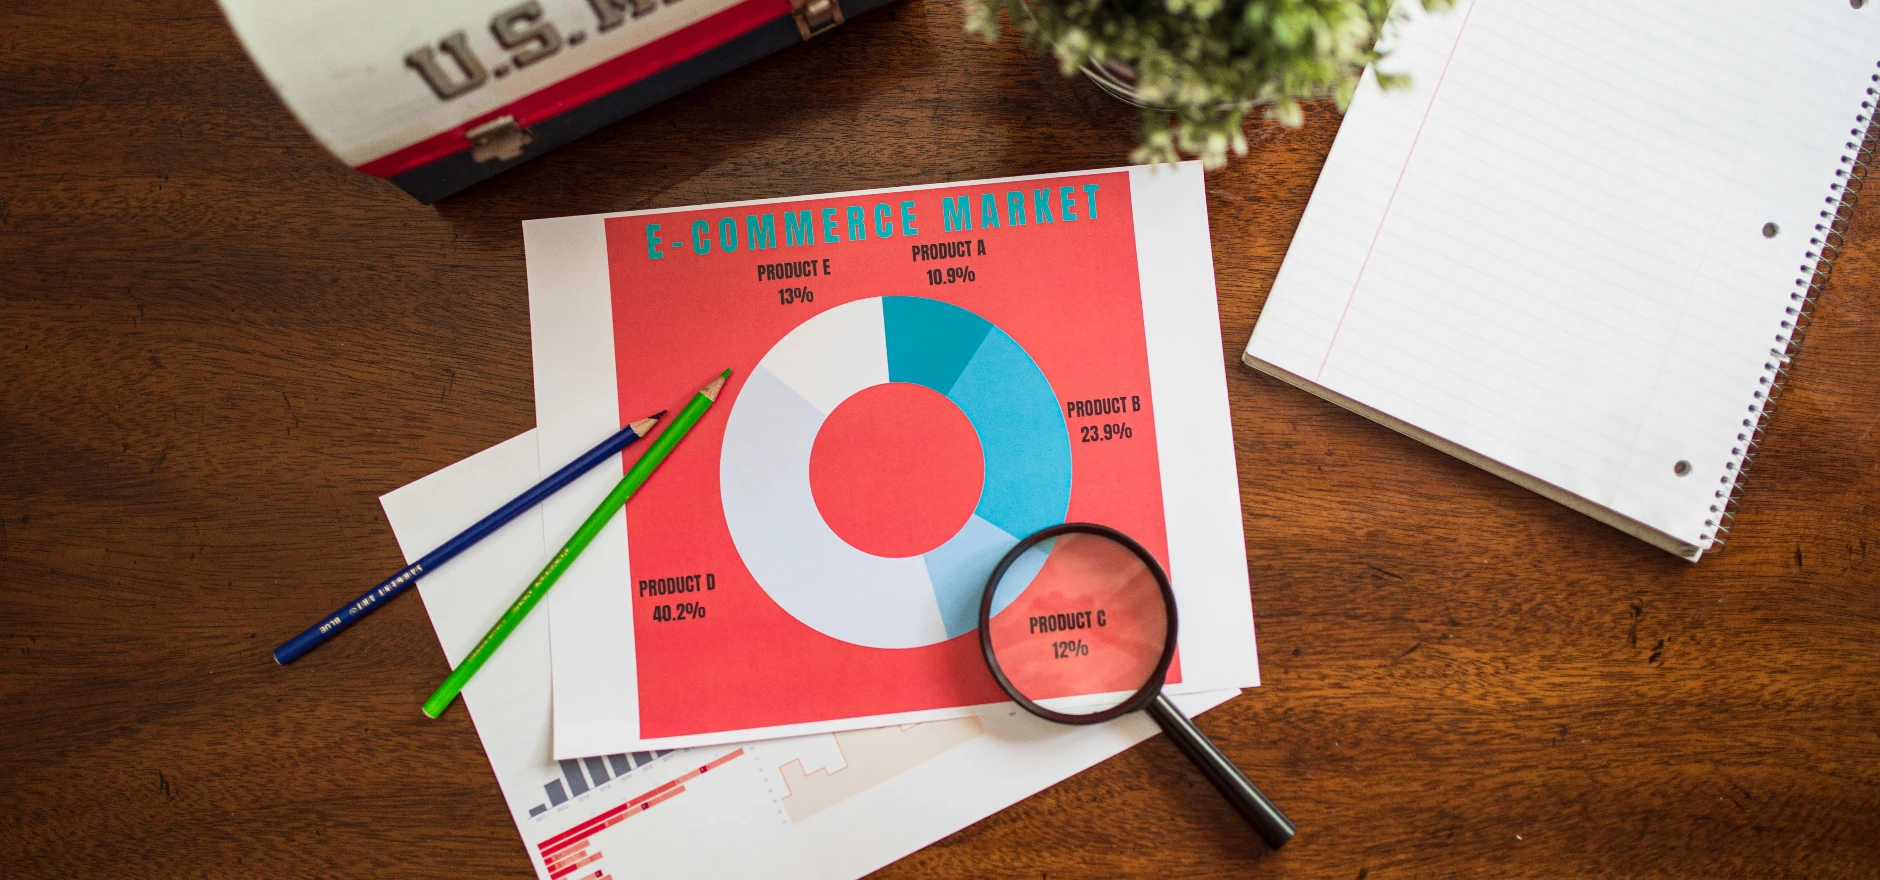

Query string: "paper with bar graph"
[[380, 430, 1238, 880]]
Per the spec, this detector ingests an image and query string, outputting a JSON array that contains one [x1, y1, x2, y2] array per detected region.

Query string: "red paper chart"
[[601, 170, 1175, 738]]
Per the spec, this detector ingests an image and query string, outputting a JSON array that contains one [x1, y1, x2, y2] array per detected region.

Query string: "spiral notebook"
[[1243, 0, 1879, 561]]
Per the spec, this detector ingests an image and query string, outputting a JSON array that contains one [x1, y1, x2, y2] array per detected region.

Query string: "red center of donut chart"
[[809, 382, 985, 559]]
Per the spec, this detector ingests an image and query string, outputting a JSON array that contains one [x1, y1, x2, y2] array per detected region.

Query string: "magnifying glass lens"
[[985, 531, 1170, 717]]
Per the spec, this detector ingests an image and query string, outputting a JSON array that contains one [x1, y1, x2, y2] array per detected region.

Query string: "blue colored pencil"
[[272, 412, 666, 665]]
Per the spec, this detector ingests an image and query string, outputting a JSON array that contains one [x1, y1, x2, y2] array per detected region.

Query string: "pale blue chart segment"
[[719, 296, 1072, 649]]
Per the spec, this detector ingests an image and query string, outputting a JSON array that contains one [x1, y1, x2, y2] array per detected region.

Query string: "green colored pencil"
[[422, 369, 731, 718]]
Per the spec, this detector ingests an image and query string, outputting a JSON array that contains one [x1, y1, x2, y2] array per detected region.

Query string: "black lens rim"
[[977, 522, 1180, 726]]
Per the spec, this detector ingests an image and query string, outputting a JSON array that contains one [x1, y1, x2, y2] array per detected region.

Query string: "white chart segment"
[[761, 297, 891, 416], [721, 364, 948, 648]]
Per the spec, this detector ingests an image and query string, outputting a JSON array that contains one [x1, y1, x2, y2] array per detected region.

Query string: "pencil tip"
[[650, 410, 668, 420], [720, 368, 731, 378]]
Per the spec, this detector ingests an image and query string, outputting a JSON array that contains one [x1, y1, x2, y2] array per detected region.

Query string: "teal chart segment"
[[718, 297, 1073, 649]]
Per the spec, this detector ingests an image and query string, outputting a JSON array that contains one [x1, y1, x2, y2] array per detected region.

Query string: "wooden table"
[[5, 1, 1877, 877]]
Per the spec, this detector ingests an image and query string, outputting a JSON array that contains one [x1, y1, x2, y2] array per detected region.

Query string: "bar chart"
[[535, 750, 746, 880], [528, 749, 676, 818]]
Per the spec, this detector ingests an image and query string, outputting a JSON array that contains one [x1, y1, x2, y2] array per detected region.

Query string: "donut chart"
[[720, 296, 1072, 649]]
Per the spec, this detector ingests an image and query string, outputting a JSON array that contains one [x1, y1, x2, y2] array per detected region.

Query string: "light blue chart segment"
[[943, 325, 1074, 539], [882, 296, 1073, 639]]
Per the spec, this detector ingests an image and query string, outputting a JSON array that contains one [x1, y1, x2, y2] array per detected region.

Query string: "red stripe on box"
[[356, 0, 792, 178]]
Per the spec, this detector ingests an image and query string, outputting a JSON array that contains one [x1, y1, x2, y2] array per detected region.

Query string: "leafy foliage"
[[966, 0, 1446, 167]]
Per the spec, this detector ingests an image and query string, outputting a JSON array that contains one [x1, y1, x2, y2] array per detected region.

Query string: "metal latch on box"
[[467, 115, 533, 163], [791, 0, 843, 39]]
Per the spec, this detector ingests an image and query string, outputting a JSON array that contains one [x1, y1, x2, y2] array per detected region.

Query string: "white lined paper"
[[1247, 0, 1879, 558]]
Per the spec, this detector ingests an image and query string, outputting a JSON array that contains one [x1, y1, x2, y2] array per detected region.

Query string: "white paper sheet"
[[381, 431, 1244, 880]]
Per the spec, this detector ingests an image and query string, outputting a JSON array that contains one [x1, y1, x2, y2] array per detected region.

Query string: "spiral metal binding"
[[1704, 62, 1880, 550]]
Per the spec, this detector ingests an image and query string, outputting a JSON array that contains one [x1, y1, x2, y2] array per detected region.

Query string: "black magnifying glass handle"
[[1146, 693, 1296, 850]]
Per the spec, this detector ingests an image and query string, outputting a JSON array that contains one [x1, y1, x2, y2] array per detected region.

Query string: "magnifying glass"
[[977, 523, 1296, 850]]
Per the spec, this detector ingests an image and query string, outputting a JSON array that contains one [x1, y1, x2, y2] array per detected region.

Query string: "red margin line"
[[1314, 0, 1479, 383]]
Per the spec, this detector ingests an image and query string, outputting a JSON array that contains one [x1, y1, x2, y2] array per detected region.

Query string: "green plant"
[[966, 0, 1447, 167]]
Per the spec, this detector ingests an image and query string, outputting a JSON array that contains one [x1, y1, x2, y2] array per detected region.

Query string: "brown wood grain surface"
[[3, 1, 1877, 878]]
